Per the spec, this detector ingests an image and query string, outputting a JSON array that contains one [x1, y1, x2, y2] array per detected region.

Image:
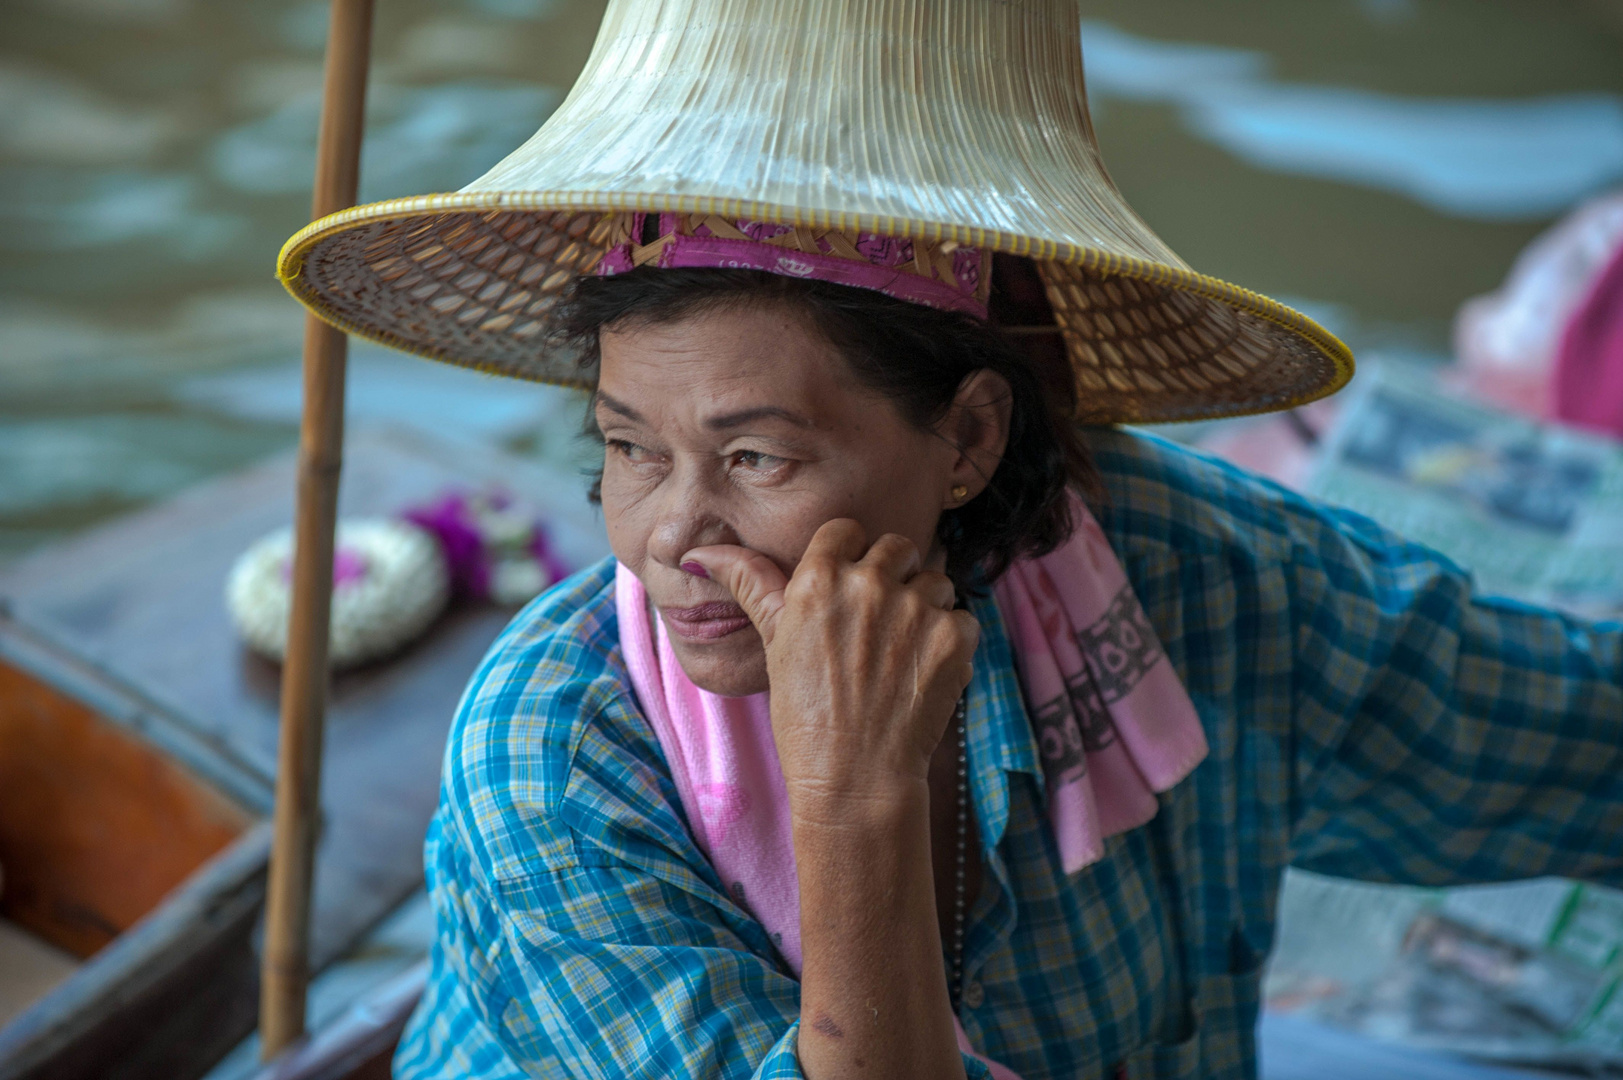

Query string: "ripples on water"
[[2, 0, 1622, 556], [1083, 20, 1623, 220]]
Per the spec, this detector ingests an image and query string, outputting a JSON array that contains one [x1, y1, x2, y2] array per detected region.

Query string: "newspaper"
[[1304, 364, 1623, 620], [1269, 874, 1623, 1065], [1263, 368, 1623, 1069]]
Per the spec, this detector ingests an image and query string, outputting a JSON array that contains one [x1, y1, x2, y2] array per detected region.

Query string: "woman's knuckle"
[[787, 568, 828, 599], [824, 519, 865, 549], [851, 564, 887, 593], [924, 620, 956, 653], [800, 555, 835, 581], [877, 532, 916, 556]]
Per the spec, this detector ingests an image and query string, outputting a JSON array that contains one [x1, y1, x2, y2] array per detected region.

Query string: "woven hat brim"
[[278, 190, 1353, 425]]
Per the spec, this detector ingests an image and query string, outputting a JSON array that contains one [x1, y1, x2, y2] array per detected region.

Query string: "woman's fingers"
[[802, 518, 869, 566], [908, 569, 956, 611], [679, 544, 790, 646], [792, 521, 928, 585], [862, 532, 923, 582]]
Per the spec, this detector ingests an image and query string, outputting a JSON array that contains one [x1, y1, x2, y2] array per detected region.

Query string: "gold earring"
[[950, 484, 969, 503]]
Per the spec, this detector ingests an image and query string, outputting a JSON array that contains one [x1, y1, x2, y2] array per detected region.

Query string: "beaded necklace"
[[949, 693, 969, 1010]]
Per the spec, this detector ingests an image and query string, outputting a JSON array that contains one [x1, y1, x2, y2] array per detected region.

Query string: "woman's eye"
[[732, 449, 784, 470], [608, 439, 653, 463]]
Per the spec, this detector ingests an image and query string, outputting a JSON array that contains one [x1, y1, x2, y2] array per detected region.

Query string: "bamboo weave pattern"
[[280, 0, 1352, 422]]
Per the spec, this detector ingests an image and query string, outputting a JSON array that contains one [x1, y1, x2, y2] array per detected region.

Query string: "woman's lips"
[[661, 601, 753, 641]]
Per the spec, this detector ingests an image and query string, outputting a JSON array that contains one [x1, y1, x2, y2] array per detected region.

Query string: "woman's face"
[[596, 302, 985, 697]]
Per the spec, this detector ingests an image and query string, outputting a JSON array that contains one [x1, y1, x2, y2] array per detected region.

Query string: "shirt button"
[[962, 981, 985, 1009]]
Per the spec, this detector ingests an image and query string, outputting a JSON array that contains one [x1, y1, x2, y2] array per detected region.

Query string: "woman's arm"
[[792, 779, 957, 1078], [689, 520, 978, 1080], [1286, 502, 1623, 885]]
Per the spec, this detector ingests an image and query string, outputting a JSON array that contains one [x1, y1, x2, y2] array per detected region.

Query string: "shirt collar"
[[964, 590, 1044, 852]]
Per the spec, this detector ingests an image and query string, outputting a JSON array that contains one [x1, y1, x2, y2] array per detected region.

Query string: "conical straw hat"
[[277, 0, 1353, 424]]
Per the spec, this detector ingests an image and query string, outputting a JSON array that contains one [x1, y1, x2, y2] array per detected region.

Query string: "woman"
[[276, 2, 1623, 1076]]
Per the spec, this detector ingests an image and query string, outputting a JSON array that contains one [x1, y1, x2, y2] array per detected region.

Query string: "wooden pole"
[[260, 0, 374, 1058]]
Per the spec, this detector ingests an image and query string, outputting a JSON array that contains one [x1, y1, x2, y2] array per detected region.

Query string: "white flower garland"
[[225, 519, 450, 670]]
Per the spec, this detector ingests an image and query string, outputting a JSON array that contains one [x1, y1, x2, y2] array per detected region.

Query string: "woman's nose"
[[643, 471, 738, 570]]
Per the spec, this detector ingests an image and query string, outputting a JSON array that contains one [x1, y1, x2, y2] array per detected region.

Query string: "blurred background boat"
[[0, 427, 607, 1080]]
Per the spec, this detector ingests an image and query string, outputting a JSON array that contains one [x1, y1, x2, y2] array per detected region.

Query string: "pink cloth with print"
[[597, 212, 991, 317], [614, 494, 1206, 1078]]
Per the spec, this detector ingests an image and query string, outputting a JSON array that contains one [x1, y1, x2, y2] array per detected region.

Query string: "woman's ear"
[[940, 369, 1013, 504]]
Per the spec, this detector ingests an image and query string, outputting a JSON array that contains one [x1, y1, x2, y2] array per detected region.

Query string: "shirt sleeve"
[[1285, 502, 1623, 887], [395, 809, 807, 1080], [395, 811, 995, 1080]]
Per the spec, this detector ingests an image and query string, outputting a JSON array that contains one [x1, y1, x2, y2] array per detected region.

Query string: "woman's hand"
[[682, 519, 980, 806], [683, 520, 975, 1080]]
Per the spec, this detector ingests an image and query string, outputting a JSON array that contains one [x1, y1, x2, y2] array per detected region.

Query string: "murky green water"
[[3, 0, 1622, 557]]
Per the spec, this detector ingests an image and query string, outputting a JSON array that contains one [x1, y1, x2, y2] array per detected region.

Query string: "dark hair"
[[552, 256, 1102, 588]]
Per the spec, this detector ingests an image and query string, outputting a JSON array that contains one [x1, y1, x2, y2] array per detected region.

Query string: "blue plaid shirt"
[[394, 428, 1623, 1080]]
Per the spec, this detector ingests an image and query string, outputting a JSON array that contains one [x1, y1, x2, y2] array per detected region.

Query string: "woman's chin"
[[667, 633, 770, 698]]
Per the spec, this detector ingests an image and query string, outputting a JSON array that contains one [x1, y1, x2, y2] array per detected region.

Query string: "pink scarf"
[[614, 495, 1206, 1077]]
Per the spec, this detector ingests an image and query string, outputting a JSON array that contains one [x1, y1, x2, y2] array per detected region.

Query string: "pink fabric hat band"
[[596, 212, 992, 318]]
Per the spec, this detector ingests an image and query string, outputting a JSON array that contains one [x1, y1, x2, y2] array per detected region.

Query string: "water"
[[3, 0, 1622, 557]]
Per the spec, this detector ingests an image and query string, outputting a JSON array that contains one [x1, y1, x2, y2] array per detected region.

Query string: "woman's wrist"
[[785, 771, 930, 832]]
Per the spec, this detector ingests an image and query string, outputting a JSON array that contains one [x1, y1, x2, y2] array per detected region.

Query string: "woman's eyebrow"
[[594, 390, 644, 423], [595, 393, 811, 431], [705, 406, 813, 431]]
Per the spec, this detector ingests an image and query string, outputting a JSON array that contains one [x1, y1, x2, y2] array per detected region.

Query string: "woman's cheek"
[[601, 454, 660, 508], [728, 487, 843, 573], [600, 474, 657, 571]]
